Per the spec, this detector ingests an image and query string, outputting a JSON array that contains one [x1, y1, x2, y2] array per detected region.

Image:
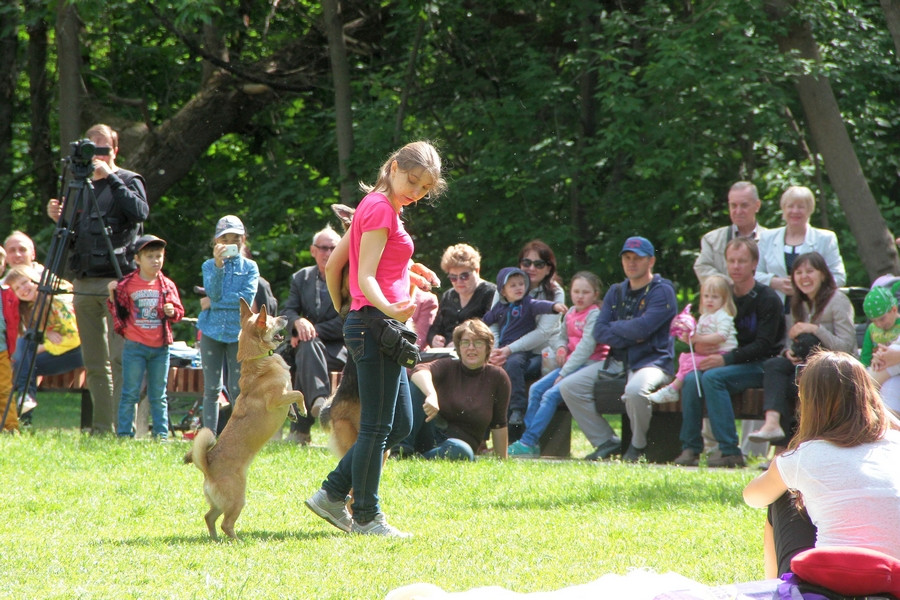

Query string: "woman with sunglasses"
[[489, 240, 565, 425], [426, 244, 496, 349]]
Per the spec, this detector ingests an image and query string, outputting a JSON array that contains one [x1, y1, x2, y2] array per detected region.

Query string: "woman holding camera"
[[306, 141, 446, 538], [196, 215, 259, 434], [748, 252, 856, 444]]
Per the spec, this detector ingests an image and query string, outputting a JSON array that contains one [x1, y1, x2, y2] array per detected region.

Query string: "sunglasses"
[[314, 244, 336, 252], [520, 259, 548, 269], [447, 272, 472, 282]]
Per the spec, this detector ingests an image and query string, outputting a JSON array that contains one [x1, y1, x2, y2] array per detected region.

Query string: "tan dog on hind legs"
[[184, 298, 304, 540]]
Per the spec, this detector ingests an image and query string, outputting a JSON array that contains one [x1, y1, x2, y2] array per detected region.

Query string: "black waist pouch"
[[367, 316, 421, 368]]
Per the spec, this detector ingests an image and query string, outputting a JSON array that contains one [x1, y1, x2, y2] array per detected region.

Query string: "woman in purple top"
[[306, 142, 446, 538]]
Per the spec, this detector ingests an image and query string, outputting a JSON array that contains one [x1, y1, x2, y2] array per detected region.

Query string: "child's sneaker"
[[647, 385, 680, 404], [507, 440, 540, 457]]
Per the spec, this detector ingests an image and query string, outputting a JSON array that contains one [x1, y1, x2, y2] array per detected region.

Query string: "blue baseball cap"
[[620, 236, 655, 257]]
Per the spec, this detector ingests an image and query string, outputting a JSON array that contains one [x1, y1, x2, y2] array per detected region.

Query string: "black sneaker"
[[707, 452, 745, 468], [584, 436, 622, 461], [622, 444, 646, 463], [508, 410, 525, 426]]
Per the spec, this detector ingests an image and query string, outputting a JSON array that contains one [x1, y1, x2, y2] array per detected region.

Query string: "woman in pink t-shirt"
[[306, 142, 446, 538]]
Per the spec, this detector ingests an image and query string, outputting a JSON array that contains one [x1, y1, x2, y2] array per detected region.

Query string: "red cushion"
[[791, 546, 900, 596]]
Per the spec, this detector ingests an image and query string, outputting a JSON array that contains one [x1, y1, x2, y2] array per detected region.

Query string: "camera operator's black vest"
[[70, 168, 146, 279]]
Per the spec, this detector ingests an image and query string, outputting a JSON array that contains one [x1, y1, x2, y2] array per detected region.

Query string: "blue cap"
[[620, 236, 654, 257], [215, 215, 245, 238]]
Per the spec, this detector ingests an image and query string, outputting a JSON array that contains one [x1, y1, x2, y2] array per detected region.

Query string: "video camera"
[[65, 138, 109, 179]]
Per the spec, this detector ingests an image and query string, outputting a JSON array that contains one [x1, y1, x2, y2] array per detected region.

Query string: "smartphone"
[[222, 244, 239, 258]]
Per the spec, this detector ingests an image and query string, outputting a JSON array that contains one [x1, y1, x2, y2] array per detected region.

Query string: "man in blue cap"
[[559, 236, 677, 462]]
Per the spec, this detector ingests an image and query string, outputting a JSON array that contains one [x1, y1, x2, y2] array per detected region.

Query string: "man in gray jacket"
[[281, 226, 347, 444], [693, 181, 767, 285]]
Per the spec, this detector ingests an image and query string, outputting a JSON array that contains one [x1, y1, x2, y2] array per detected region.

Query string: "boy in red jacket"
[[107, 235, 184, 439]]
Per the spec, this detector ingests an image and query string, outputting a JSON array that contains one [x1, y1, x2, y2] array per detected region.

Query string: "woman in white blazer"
[[756, 186, 846, 307]]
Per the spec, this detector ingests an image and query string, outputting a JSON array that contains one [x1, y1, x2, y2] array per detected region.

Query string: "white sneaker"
[[351, 513, 411, 538], [20, 394, 37, 414], [310, 396, 327, 419], [647, 385, 680, 404], [305, 489, 352, 532]]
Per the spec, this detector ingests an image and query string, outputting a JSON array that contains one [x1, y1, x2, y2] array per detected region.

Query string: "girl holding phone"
[[197, 215, 259, 434]]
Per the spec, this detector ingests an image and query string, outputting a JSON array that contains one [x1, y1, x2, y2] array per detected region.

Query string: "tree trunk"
[[201, 22, 228, 86], [0, 0, 18, 234], [881, 0, 900, 63], [322, 0, 355, 204], [56, 0, 83, 147], [571, 3, 597, 267], [27, 5, 57, 205], [393, 18, 426, 147], [765, 0, 900, 281], [128, 71, 277, 205]]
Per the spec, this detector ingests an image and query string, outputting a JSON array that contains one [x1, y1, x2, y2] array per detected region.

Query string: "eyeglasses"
[[520, 259, 547, 269], [447, 272, 472, 282], [314, 244, 336, 252], [458, 339, 487, 349]]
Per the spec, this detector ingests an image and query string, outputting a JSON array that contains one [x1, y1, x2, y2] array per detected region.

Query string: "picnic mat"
[[385, 570, 779, 600]]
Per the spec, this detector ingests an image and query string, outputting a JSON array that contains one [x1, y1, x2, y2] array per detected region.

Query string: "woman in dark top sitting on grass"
[[400, 319, 510, 460]]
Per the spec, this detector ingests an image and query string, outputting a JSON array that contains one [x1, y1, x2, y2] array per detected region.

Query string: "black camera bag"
[[365, 316, 421, 368]]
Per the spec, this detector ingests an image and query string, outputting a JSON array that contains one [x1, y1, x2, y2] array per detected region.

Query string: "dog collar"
[[247, 349, 275, 361]]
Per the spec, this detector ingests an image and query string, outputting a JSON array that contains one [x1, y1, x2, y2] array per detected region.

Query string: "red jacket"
[[107, 269, 184, 346], [1, 287, 19, 354]]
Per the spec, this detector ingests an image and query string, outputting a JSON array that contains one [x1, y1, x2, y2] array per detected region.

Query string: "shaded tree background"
[[1, 0, 898, 320]]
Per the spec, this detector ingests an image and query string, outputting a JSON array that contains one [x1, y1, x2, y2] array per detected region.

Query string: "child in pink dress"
[[648, 275, 737, 404]]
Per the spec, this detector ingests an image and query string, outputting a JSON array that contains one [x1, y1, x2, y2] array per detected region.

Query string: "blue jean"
[[322, 310, 413, 523], [117, 339, 170, 438], [422, 439, 475, 461], [199, 334, 241, 434], [679, 361, 765, 456], [400, 384, 475, 461], [12, 341, 84, 397], [504, 351, 541, 414], [520, 367, 568, 448]]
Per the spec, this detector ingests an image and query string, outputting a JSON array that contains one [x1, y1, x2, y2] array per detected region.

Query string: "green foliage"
[[1, 0, 897, 305]]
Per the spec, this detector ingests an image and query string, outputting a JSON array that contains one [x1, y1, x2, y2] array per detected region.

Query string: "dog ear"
[[239, 297, 253, 321], [331, 203, 355, 230], [257, 302, 268, 328]]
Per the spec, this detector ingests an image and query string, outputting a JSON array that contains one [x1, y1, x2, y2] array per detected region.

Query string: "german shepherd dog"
[[318, 204, 438, 457], [184, 298, 305, 540]]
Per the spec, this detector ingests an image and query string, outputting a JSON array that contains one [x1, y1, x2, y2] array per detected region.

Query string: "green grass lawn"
[[0, 393, 767, 599]]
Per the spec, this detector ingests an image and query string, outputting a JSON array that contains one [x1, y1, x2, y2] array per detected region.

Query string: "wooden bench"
[[37, 366, 207, 432], [36, 366, 341, 433], [592, 377, 765, 463], [35, 368, 93, 430]]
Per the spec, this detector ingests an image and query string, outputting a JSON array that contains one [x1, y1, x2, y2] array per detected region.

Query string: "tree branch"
[[147, 4, 313, 93]]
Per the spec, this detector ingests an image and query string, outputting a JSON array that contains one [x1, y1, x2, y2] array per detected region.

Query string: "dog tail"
[[183, 427, 216, 475], [320, 355, 359, 432]]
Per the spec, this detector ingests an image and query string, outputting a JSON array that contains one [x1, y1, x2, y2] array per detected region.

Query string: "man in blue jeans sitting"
[[675, 237, 785, 468]]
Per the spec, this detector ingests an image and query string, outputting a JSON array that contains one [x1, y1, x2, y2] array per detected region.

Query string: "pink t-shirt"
[[349, 192, 413, 311]]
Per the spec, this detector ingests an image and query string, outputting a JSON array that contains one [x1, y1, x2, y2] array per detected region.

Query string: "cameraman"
[[47, 123, 149, 434]]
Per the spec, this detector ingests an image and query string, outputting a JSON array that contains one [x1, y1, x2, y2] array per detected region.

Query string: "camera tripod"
[[2, 142, 123, 429]]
